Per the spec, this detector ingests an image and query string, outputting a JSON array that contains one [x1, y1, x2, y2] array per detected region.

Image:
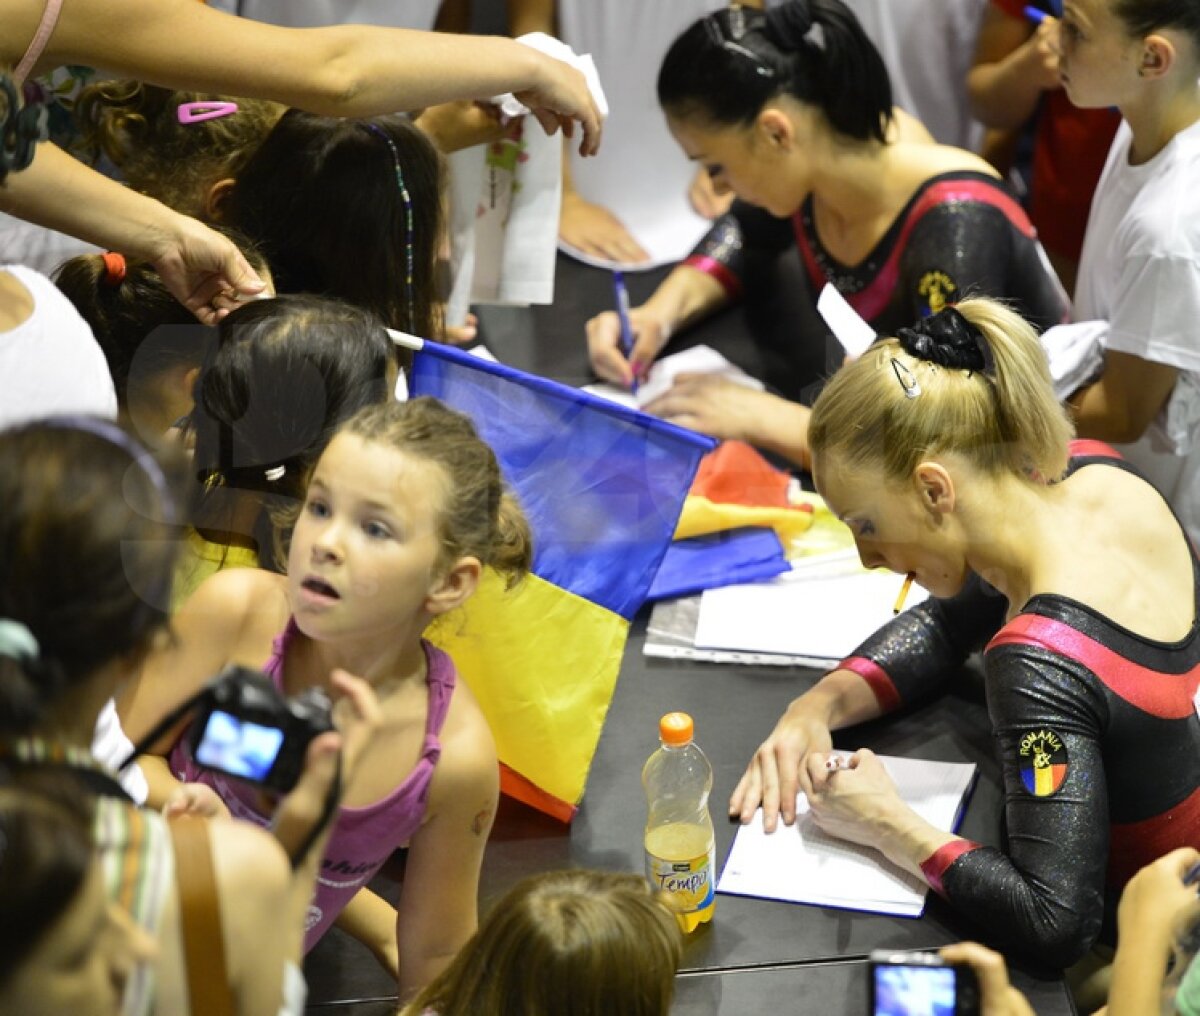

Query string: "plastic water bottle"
[[643, 711, 716, 932]]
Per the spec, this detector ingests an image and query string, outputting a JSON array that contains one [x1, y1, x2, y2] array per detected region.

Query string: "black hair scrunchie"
[[0, 75, 49, 183], [895, 307, 995, 377]]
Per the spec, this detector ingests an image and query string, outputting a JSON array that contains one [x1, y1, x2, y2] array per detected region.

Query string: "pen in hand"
[[612, 269, 638, 394]]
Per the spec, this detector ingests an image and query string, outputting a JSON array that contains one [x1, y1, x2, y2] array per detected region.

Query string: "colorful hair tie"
[[364, 123, 416, 334], [100, 251, 126, 287], [177, 101, 239, 125]]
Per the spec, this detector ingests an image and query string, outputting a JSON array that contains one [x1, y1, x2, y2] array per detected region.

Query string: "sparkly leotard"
[[839, 443, 1200, 968], [685, 171, 1068, 361]]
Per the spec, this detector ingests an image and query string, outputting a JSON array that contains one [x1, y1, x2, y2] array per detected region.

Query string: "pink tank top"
[[170, 618, 458, 949]]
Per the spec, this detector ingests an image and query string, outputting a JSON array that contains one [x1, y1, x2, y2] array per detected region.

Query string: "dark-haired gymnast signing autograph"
[[585, 0, 1067, 470]]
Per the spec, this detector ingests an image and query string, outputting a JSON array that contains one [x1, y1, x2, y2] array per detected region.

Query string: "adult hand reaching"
[[513, 53, 603, 157], [150, 214, 268, 325]]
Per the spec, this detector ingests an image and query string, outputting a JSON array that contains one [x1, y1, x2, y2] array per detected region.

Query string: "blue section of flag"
[[648, 527, 789, 602], [410, 343, 715, 619]]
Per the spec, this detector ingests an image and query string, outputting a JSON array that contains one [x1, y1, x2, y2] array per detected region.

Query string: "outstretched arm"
[[5, 0, 601, 155], [0, 142, 265, 322]]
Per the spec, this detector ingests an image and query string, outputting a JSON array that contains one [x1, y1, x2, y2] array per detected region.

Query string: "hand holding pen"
[[612, 270, 638, 394]]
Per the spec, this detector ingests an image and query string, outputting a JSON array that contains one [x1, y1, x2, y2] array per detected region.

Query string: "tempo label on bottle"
[[647, 852, 715, 912]]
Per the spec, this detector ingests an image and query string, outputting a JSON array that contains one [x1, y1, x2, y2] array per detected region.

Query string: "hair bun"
[[895, 307, 994, 375], [763, 0, 815, 46]]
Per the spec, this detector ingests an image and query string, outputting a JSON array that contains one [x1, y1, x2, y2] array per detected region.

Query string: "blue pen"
[[1185, 860, 1200, 887], [612, 270, 638, 394], [1024, 5, 1048, 22]]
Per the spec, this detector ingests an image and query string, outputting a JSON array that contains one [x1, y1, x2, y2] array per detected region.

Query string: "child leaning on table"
[[122, 397, 531, 997], [399, 869, 684, 1016]]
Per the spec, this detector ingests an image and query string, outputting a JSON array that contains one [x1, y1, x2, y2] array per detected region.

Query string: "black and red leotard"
[[839, 443, 1200, 967], [684, 171, 1069, 353]]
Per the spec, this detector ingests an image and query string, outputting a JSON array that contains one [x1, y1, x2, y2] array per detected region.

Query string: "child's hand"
[[162, 781, 231, 820], [939, 942, 1036, 1016], [270, 670, 382, 863]]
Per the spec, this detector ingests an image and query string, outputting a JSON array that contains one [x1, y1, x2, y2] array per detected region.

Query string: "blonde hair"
[[401, 869, 684, 1016], [76, 80, 283, 218], [809, 297, 1073, 482], [342, 398, 532, 587]]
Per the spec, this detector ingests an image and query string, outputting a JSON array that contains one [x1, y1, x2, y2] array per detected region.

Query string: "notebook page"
[[717, 754, 977, 916], [695, 569, 929, 660]]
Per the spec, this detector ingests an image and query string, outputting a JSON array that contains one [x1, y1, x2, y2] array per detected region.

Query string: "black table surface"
[[302, 254, 1076, 1014]]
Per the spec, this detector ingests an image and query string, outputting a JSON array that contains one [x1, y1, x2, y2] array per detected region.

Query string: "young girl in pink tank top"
[[123, 397, 532, 999]]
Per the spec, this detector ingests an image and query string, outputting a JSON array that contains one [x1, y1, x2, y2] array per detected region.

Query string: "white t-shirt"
[[206, 0, 441, 30], [1073, 117, 1200, 547], [0, 263, 117, 429]]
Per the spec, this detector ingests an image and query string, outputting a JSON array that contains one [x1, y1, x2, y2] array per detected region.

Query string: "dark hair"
[[189, 294, 393, 567], [401, 870, 682, 1016], [226, 110, 445, 345], [0, 71, 47, 185], [0, 423, 180, 734], [341, 398, 533, 586], [75, 80, 283, 218], [1113, 0, 1200, 45], [0, 783, 95, 989], [53, 235, 266, 411], [657, 0, 892, 143]]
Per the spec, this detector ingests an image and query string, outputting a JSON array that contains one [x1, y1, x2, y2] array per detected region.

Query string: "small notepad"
[[717, 754, 977, 917]]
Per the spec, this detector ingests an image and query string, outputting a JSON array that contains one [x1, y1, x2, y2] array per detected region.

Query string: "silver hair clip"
[[891, 358, 922, 399], [705, 8, 777, 79], [0, 619, 39, 663], [265, 465, 286, 482]]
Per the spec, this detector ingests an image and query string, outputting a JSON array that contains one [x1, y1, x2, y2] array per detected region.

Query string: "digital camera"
[[869, 950, 980, 1016], [186, 665, 333, 794]]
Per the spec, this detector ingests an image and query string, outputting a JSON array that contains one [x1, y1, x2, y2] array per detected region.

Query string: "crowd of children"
[[1, 0, 1199, 1014]]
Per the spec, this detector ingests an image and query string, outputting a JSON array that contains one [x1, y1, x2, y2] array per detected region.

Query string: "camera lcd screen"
[[873, 963, 958, 1016], [194, 709, 285, 782]]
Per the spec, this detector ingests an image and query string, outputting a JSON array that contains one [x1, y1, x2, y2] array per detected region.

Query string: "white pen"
[[825, 754, 850, 772]]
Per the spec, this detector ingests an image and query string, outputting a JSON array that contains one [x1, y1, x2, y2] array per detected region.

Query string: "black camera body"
[[186, 665, 333, 794], [869, 950, 980, 1016]]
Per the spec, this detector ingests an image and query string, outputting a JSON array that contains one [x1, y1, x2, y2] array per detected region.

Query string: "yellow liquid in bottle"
[[644, 821, 716, 933]]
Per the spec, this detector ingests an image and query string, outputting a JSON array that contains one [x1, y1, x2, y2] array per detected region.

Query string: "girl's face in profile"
[[0, 864, 155, 1016], [1057, 0, 1146, 110], [813, 454, 971, 600], [667, 110, 809, 218], [288, 432, 451, 643]]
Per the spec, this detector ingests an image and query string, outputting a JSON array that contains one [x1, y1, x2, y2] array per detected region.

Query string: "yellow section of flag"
[[428, 568, 628, 810]]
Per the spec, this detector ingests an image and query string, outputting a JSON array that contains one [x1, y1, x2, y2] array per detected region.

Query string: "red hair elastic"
[[100, 251, 126, 287]]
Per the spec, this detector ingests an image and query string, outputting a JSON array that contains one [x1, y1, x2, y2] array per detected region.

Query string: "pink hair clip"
[[177, 101, 239, 124]]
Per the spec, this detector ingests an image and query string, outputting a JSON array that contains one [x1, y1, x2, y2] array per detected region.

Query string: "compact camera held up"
[[186, 666, 334, 794], [869, 949, 980, 1016]]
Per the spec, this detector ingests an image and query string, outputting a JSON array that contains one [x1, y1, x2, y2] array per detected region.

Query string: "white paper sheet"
[[817, 283, 877, 359], [694, 568, 929, 661], [582, 344, 764, 410], [718, 754, 977, 916]]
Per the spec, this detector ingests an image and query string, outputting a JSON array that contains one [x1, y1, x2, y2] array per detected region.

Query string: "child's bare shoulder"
[[180, 568, 291, 650]]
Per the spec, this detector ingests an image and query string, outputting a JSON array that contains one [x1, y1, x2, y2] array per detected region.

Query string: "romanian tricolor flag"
[[408, 343, 715, 821]]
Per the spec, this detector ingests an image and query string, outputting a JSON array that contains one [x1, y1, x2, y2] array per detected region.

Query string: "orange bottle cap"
[[660, 712, 694, 746]]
